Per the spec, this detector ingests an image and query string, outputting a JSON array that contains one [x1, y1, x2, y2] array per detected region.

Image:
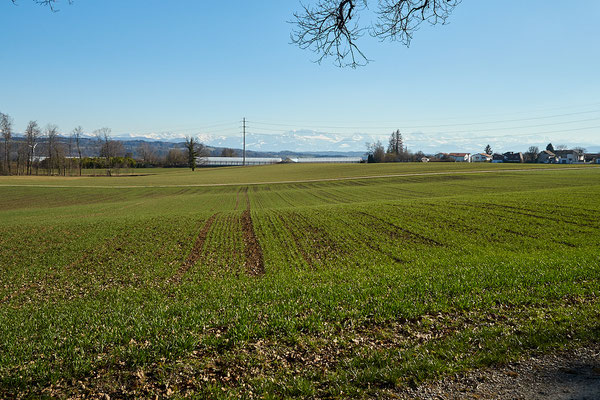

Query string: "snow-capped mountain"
[[109, 129, 600, 155]]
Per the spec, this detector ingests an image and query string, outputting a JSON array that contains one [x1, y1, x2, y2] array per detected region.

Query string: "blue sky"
[[1, 0, 599, 152]]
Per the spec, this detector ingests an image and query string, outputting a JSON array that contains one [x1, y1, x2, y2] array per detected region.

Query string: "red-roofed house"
[[448, 153, 471, 162]]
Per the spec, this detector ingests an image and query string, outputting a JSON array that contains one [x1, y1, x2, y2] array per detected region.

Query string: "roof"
[[202, 157, 282, 163], [448, 153, 470, 157], [286, 157, 363, 163], [539, 150, 555, 156]]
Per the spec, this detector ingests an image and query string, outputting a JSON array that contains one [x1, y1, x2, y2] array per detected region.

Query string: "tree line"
[[0, 112, 209, 176], [365, 130, 426, 163]]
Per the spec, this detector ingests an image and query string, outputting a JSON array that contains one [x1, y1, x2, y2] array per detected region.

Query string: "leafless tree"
[[24, 121, 40, 175], [45, 124, 59, 175], [366, 140, 385, 163], [165, 148, 187, 167], [573, 146, 587, 156], [524, 146, 539, 163], [94, 127, 113, 175], [0, 112, 13, 175], [220, 148, 237, 157], [137, 142, 158, 166], [16, 142, 29, 175], [555, 144, 568, 151], [71, 126, 83, 176], [292, 0, 460, 67]]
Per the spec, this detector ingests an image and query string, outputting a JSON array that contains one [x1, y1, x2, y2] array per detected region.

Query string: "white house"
[[554, 150, 584, 164], [448, 153, 471, 162], [470, 153, 492, 162]]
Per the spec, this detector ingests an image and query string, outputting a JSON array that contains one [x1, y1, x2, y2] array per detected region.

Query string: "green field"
[[1, 163, 599, 398]]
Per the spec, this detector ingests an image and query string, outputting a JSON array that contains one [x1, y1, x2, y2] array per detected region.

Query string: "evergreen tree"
[[387, 130, 404, 156], [185, 137, 199, 171]]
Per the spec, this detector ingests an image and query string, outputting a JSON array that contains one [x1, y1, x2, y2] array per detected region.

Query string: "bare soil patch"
[[241, 210, 265, 276]]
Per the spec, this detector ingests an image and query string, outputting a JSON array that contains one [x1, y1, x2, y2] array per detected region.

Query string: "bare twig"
[[292, 0, 461, 67]]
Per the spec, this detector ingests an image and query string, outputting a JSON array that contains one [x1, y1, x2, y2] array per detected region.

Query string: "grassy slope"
[[0, 164, 599, 398]]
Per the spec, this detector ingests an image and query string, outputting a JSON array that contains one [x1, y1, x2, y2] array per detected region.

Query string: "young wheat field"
[[1, 163, 599, 398]]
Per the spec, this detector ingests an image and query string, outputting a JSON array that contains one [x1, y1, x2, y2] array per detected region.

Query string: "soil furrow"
[[241, 193, 265, 276], [169, 214, 217, 284]]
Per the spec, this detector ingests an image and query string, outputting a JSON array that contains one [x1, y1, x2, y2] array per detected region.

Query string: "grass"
[[0, 163, 599, 398]]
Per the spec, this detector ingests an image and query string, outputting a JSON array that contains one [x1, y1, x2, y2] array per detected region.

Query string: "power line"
[[248, 109, 600, 131]]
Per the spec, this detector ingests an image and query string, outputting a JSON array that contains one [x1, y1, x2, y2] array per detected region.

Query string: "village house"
[[536, 150, 557, 164], [503, 152, 524, 163], [447, 153, 471, 162], [470, 153, 492, 162], [492, 153, 504, 163], [554, 150, 584, 164]]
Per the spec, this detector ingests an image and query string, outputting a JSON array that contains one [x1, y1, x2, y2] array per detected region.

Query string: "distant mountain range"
[[13, 129, 600, 158], [112, 129, 600, 155]]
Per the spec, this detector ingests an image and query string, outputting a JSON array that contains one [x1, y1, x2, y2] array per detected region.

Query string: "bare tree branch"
[[292, 0, 461, 67], [374, 0, 460, 44], [291, 0, 369, 68], [10, 0, 73, 12]]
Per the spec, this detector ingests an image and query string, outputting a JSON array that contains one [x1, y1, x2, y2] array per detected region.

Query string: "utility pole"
[[242, 117, 246, 166]]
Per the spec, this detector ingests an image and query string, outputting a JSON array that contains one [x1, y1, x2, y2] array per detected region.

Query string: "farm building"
[[447, 153, 471, 162], [200, 157, 282, 166], [554, 150, 584, 164], [537, 150, 557, 164], [503, 152, 524, 163], [492, 154, 504, 163], [285, 157, 363, 164], [470, 153, 492, 162]]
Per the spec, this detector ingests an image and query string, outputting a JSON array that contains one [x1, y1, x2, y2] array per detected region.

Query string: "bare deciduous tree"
[[25, 121, 40, 175], [45, 124, 59, 175], [366, 140, 385, 163], [525, 146, 539, 163], [137, 142, 158, 166], [292, 0, 460, 67], [221, 148, 237, 157], [94, 127, 115, 175], [0, 112, 13, 175]]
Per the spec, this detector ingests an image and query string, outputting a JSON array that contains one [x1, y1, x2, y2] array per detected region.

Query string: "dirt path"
[[394, 345, 600, 400], [241, 193, 265, 276], [168, 214, 217, 284], [1, 166, 597, 189]]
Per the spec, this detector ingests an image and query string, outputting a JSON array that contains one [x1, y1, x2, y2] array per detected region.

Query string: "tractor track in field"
[[168, 214, 217, 284], [234, 187, 247, 211], [241, 192, 265, 277], [1, 166, 597, 189]]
